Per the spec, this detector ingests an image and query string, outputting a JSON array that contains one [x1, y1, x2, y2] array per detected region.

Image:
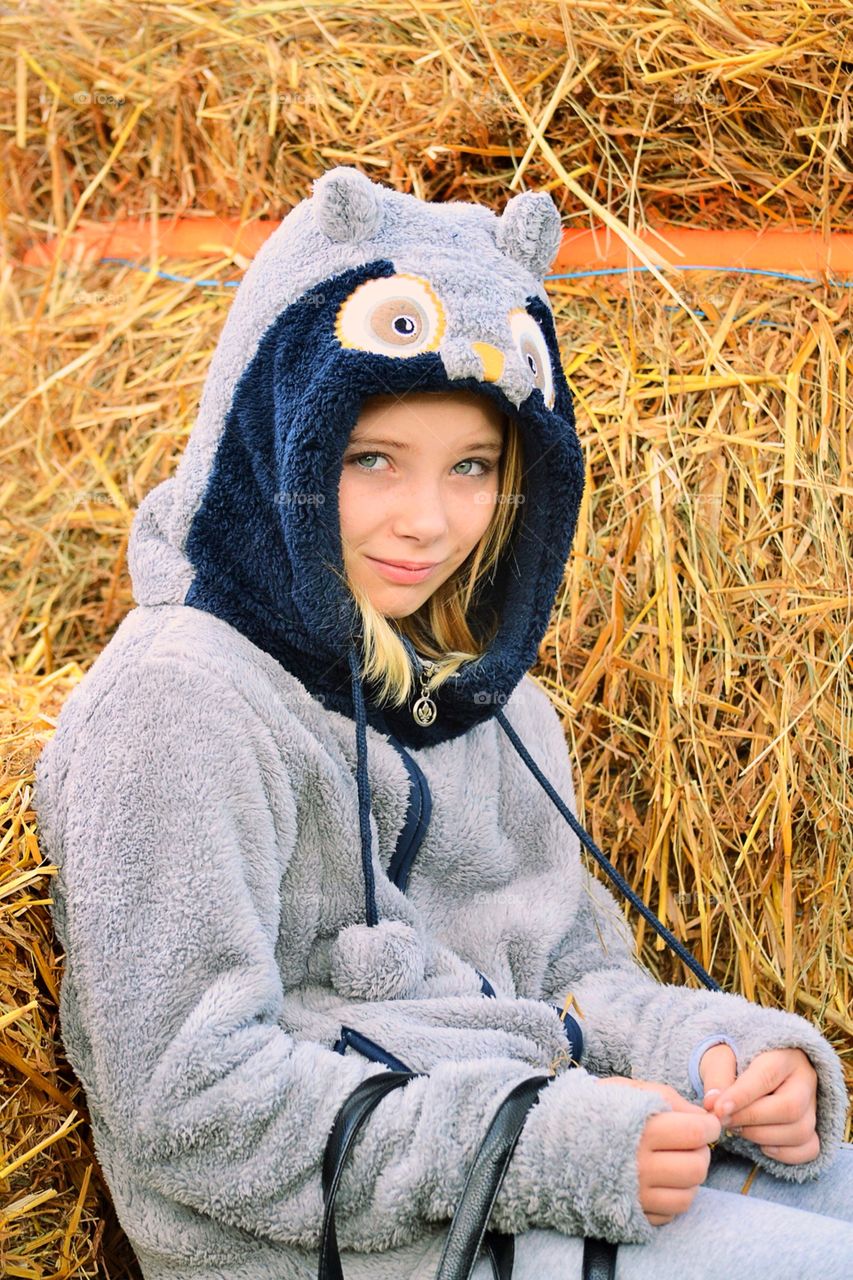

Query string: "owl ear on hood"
[[495, 189, 563, 279], [311, 165, 385, 244], [311, 165, 561, 279]]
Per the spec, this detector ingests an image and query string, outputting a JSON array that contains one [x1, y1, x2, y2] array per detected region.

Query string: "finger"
[[733, 1112, 817, 1148], [760, 1134, 821, 1164], [724, 1074, 814, 1129], [648, 1112, 721, 1150], [713, 1050, 795, 1121], [646, 1149, 711, 1189], [612, 1078, 708, 1116], [642, 1187, 699, 1217], [615, 1079, 680, 1104], [670, 1093, 712, 1116], [648, 1086, 710, 1116], [698, 1043, 737, 1106]]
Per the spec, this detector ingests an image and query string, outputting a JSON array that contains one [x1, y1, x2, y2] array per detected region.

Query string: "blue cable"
[[92, 256, 847, 331], [97, 255, 852, 294], [542, 262, 853, 325], [98, 256, 241, 287], [544, 264, 853, 287]]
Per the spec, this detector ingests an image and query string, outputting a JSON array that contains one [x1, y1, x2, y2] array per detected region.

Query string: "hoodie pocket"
[[333, 1024, 414, 1073]]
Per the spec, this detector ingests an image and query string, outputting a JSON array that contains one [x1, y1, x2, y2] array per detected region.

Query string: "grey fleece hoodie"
[[34, 167, 849, 1280]]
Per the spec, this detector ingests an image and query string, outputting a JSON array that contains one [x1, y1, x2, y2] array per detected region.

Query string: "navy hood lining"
[[184, 259, 584, 749]]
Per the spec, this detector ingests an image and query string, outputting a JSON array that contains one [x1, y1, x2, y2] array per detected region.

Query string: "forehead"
[[352, 391, 507, 436]]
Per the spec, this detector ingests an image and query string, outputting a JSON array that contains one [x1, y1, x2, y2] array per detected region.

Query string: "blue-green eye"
[[454, 459, 496, 477], [346, 453, 496, 477]]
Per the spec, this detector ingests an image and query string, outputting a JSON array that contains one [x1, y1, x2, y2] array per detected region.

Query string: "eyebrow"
[[347, 437, 504, 455]]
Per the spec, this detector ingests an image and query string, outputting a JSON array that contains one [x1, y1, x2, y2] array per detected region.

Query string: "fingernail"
[[765, 1146, 779, 1156], [719, 1101, 735, 1118], [703, 1088, 721, 1103]]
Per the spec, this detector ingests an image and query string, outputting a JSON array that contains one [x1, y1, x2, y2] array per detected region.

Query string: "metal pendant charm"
[[412, 693, 437, 726], [411, 655, 438, 726]]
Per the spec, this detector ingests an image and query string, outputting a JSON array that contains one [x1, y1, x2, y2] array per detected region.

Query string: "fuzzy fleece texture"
[[34, 167, 849, 1280]]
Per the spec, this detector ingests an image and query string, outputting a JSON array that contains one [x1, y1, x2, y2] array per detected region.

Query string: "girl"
[[35, 166, 852, 1280]]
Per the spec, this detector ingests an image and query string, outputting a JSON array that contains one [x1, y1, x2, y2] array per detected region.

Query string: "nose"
[[471, 341, 505, 383], [392, 489, 450, 541], [389, 475, 452, 543]]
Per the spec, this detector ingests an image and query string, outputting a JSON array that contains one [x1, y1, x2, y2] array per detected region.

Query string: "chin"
[[373, 592, 427, 619], [346, 564, 433, 619]]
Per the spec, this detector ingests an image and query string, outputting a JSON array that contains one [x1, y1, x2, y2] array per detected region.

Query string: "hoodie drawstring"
[[347, 642, 720, 994], [494, 708, 721, 994], [348, 644, 379, 928]]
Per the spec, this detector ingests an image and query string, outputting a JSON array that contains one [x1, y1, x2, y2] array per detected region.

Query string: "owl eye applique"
[[335, 273, 446, 357], [508, 308, 555, 409]]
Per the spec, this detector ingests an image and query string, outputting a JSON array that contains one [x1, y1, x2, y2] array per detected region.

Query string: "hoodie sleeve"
[[40, 657, 668, 1252], [534, 702, 850, 1184]]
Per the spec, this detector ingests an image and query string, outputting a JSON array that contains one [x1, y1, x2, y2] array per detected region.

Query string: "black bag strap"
[[434, 1074, 552, 1280], [320, 1070, 419, 1280], [319, 1070, 548, 1280], [320, 1069, 621, 1280], [582, 1237, 619, 1279], [481, 1228, 514, 1280], [483, 1228, 619, 1280], [319, 1068, 511, 1280]]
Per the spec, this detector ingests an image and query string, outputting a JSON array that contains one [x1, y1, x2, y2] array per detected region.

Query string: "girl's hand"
[[599, 1075, 721, 1226], [699, 1044, 820, 1164]]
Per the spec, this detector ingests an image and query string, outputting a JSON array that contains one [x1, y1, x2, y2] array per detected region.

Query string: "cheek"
[[464, 482, 500, 544]]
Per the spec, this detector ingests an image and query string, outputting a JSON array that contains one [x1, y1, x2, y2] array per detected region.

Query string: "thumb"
[[698, 1042, 737, 1111]]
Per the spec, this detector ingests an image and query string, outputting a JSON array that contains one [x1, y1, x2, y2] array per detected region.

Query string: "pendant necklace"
[[411, 654, 438, 726]]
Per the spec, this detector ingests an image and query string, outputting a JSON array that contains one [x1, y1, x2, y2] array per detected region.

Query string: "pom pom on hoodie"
[[329, 919, 426, 1001]]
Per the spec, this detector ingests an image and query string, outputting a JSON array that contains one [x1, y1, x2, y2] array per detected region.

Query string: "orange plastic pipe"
[[20, 217, 853, 276], [21, 217, 277, 268], [552, 225, 853, 276]]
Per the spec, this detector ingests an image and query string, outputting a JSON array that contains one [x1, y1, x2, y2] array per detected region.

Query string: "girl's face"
[[338, 390, 505, 618]]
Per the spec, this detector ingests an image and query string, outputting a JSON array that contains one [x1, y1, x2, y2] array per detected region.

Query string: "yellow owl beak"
[[471, 342, 505, 383]]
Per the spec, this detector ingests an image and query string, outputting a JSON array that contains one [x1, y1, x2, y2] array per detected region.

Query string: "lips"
[[372, 558, 438, 570], [365, 555, 442, 584]]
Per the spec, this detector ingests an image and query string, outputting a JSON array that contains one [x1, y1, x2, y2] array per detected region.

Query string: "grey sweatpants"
[[336, 1141, 853, 1279]]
